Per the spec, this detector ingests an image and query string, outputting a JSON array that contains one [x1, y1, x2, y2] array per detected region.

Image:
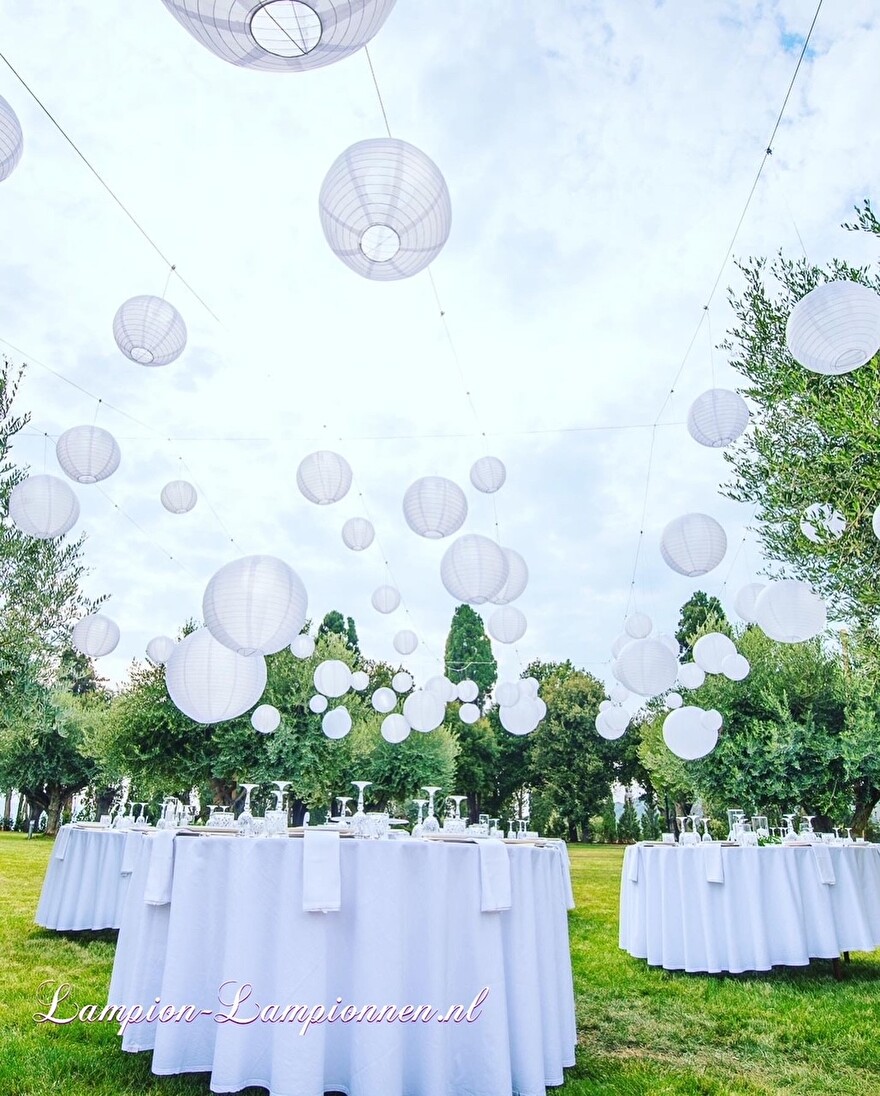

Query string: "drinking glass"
[[701, 818, 712, 842], [336, 797, 353, 827], [266, 781, 290, 836], [489, 818, 501, 839], [237, 784, 258, 836], [476, 813, 490, 837], [351, 781, 373, 838], [751, 815, 769, 838], [726, 809, 745, 841], [421, 787, 441, 835], [412, 799, 427, 838]]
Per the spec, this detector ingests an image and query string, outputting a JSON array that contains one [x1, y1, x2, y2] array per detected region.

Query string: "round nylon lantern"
[[251, 704, 281, 734], [500, 698, 541, 736], [666, 692, 683, 710], [488, 606, 527, 644], [624, 612, 652, 639], [319, 138, 451, 281], [660, 513, 727, 577], [663, 705, 718, 760], [309, 694, 328, 714], [424, 675, 456, 702], [341, 516, 374, 551], [371, 686, 396, 713], [403, 690, 444, 732], [702, 709, 723, 733], [161, 480, 197, 514], [391, 671, 412, 693], [722, 653, 750, 681], [0, 95, 23, 181], [350, 670, 370, 691], [113, 296, 186, 366], [371, 585, 400, 614], [322, 705, 352, 740], [160, 0, 398, 73], [469, 456, 506, 494], [595, 711, 625, 741], [146, 635, 176, 666], [440, 534, 509, 604], [598, 700, 612, 713], [56, 426, 121, 484], [733, 582, 765, 624], [686, 388, 750, 448], [381, 713, 410, 743], [9, 474, 79, 540], [458, 703, 480, 725], [786, 281, 880, 376], [313, 659, 352, 697], [677, 662, 706, 690], [754, 580, 827, 643], [290, 633, 315, 659], [490, 548, 529, 605], [165, 628, 267, 724], [692, 632, 736, 675], [604, 706, 629, 736], [800, 503, 846, 544], [297, 450, 352, 505], [203, 555, 307, 656], [402, 476, 467, 539], [456, 679, 478, 702], [495, 681, 520, 707], [615, 638, 678, 698], [393, 630, 418, 655], [72, 614, 120, 658]]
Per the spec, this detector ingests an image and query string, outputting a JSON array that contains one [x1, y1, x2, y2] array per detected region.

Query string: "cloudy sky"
[[1, 0, 878, 696]]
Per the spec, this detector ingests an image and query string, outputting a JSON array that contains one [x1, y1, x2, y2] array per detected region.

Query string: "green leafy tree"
[[617, 790, 640, 843], [601, 797, 618, 844], [675, 591, 726, 659], [317, 610, 360, 654], [639, 801, 661, 841], [444, 605, 497, 708]]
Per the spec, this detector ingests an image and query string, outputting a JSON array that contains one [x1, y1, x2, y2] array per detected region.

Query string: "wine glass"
[[701, 818, 712, 842], [421, 787, 441, 834], [412, 799, 427, 838], [352, 781, 373, 838], [266, 781, 290, 836], [238, 783, 258, 836], [507, 818, 516, 839], [782, 813, 797, 839], [336, 796, 353, 827]]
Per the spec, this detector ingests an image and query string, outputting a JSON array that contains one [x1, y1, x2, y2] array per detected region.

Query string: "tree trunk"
[[95, 785, 117, 818], [289, 798, 308, 826], [466, 792, 480, 823], [566, 818, 578, 843], [46, 787, 64, 836], [851, 783, 880, 835], [209, 778, 237, 807]]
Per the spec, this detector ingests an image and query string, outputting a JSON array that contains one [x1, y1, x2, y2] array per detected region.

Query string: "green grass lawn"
[[2, 835, 878, 1096]]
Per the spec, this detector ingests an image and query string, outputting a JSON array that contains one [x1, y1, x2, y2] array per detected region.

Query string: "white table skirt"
[[109, 836, 576, 1096], [35, 826, 148, 931], [619, 842, 880, 973]]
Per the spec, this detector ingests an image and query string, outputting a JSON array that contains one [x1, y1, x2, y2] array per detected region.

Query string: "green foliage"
[[639, 801, 661, 841], [317, 610, 360, 654], [617, 790, 640, 843], [600, 796, 617, 843], [444, 604, 497, 707], [675, 590, 726, 659]]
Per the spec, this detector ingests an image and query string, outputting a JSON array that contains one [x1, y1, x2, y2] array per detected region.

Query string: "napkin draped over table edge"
[[478, 839, 511, 911], [121, 829, 143, 875], [143, 830, 175, 904], [811, 843, 836, 885], [53, 824, 72, 861], [302, 829, 341, 913]]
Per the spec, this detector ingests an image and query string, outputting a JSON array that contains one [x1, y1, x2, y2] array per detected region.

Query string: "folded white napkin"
[[811, 844, 835, 885], [627, 844, 642, 883], [302, 829, 341, 913], [53, 825, 72, 861], [700, 842, 724, 884], [121, 829, 142, 875], [144, 831, 176, 905], [478, 839, 511, 911]]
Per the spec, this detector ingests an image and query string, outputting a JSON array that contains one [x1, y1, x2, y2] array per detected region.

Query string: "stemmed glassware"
[[421, 787, 441, 835], [336, 796, 353, 827], [444, 795, 468, 833], [134, 802, 148, 827], [412, 799, 427, 838], [266, 781, 290, 836], [489, 818, 501, 838], [351, 781, 373, 838], [701, 818, 712, 842], [237, 784, 258, 836]]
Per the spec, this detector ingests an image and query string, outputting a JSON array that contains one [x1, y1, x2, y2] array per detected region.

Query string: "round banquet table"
[[109, 833, 576, 1096], [619, 841, 880, 973]]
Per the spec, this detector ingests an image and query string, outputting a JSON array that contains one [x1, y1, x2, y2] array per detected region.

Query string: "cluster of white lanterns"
[[732, 578, 827, 643], [496, 677, 545, 736]]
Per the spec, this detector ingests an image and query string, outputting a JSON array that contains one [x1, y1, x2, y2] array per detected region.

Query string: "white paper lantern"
[[615, 638, 678, 698], [800, 503, 846, 544], [609, 683, 629, 704], [251, 704, 281, 734], [322, 705, 352, 739], [693, 632, 737, 675], [56, 426, 121, 484], [402, 476, 467, 539], [872, 504, 880, 541], [113, 295, 186, 366], [604, 706, 629, 736], [458, 702, 480, 725], [657, 633, 681, 658], [424, 675, 456, 702], [677, 662, 706, 690], [521, 677, 540, 697], [598, 699, 612, 713], [371, 585, 400, 614], [595, 711, 625, 741], [393, 629, 418, 655], [371, 687, 397, 713], [320, 138, 451, 280], [666, 692, 683, 710], [490, 548, 529, 605], [488, 605, 527, 644], [702, 709, 723, 733], [290, 633, 316, 659], [0, 95, 23, 181], [500, 698, 541, 736], [8, 475, 80, 540], [456, 679, 478, 702], [733, 582, 765, 624], [161, 480, 197, 514], [391, 671, 412, 693], [754, 580, 827, 643], [159, 0, 398, 72], [610, 633, 631, 659], [495, 681, 520, 707], [146, 635, 176, 666], [722, 653, 750, 681], [686, 388, 750, 448], [660, 513, 727, 577], [309, 694, 328, 714], [381, 713, 411, 743], [350, 670, 370, 691], [341, 516, 374, 551], [470, 456, 506, 494], [403, 690, 445, 732], [663, 705, 718, 760], [72, 614, 120, 658], [204, 555, 307, 656], [441, 534, 509, 604], [297, 450, 352, 505], [624, 612, 652, 639], [165, 628, 267, 724], [314, 659, 352, 697], [786, 281, 880, 376]]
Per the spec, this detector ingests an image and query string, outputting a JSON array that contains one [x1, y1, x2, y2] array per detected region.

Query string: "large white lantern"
[[371, 585, 400, 613], [456, 679, 478, 702], [663, 705, 718, 760], [754, 579, 826, 643], [800, 503, 846, 544], [56, 426, 120, 484], [657, 634, 681, 658], [350, 670, 370, 691], [341, 516, 374, 551], [615, 638, 678, 698], [424, 675, 456, 702], [495, 681, 520, 707], [203, 555, 307, 655], [595, 711, 625, 741], [251, 704, 281, 734], [488, 606, 527, 644], [686, 389, 749, 448], [786, 280, 880, 375], [308, 694, 328, 714], [161, 480, 197, 514], [381, 713, 410, 743], [165, 628, 267, 724], [297, 450, 352, 505], [500, 697, 542, 736], [469, 456, 506, 494], [160, 0, 398, 73], [624, 612, 652, 639], [458, 703, 480, 725], [440, 534, 509, 604], [319, 138, 451, 280], [403, 690, 445, 732], [733, 582, 765, 623], [72, 614, 120, 658], [0, 95, 23, 181], [314, 659, 352, 697], [8, 475, 79, 540], [402, 476, 467, 539], [290, 633, 315, 659], [322, 705, 352, 739], [371, 687, 396, 713], [604, 705, 629, 736], [677, 662, 706, 690], [490, 548, 528, 605], [722, 653, 750, 681], [666, 692, 683, 710], [393, 629, 418, 655], [660, 513, 727, 577], [692, 632, 737, 675], [391, 671, 412, 693], [113, 296, 186, 366], [146, 635, 176, 666]]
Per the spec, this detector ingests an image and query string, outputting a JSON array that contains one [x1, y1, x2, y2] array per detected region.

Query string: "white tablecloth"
[[109, 835, 576, 1096], [35, 825, 149, 931], [619, 842, 880, 973]]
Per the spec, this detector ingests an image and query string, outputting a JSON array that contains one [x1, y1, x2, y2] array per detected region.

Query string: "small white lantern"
[[733, 582, 765, 623], [677, 662, 706, 690], [314, 659, 352, 697], [146, 636, 176, 666], [598, 700, 612, 713], [113, 296, 186, 366], [610, 633, 631, 658], [722, 653, 750, 681], [56, 426, 121, 484], [490, 548, 529, 605], [72, 614, 120, 658], [403, 690, 445, 732], [754, 580, 827, 643], [702, 709, 723, 733], [309, 694, 328, 714], [488, 605, 527, 644], [500, 698, 542, 736], [393, 629, 418, 655], [320, 138, 451, 281], [615, 638, 678, 698], [458, 703, 480, 724], [521, 677, 540, 697], [165, 628, 267, 724], [251, 704, 281, 734], [686, 388, 750, 448], [203, 555, 307, 656], [371, 585, 400, 614], [341, 517, 375, 551], [470, 456, 506, 494], [371, 687, 397, 713], [666, 692, 683, 710], [0, 95, 23, 181], [161, 480, 197, 514], [402, 476, 467, 539], [290, 634, 315, 659], [624, 612, 652, 639], [456, 679, 478, 702], [350, 670, 370, 691], [391, 671, 413, 693], [440, 534, 509, 604], [9, 474, 80, 540], [595, 711, 625, 741], [424, 675, 457, 702], [663, 705, 718, 760], [692, 632, 737, 675], [800, 503, 846, 544], [660, 513, 727, 577], [322, 706, 352, 740], [297, 450, 352, 505], [786, 281, 880, 375], [495, 681, 521, 707], [609, 682, 629, 704], [381, 713, 411, 743]]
